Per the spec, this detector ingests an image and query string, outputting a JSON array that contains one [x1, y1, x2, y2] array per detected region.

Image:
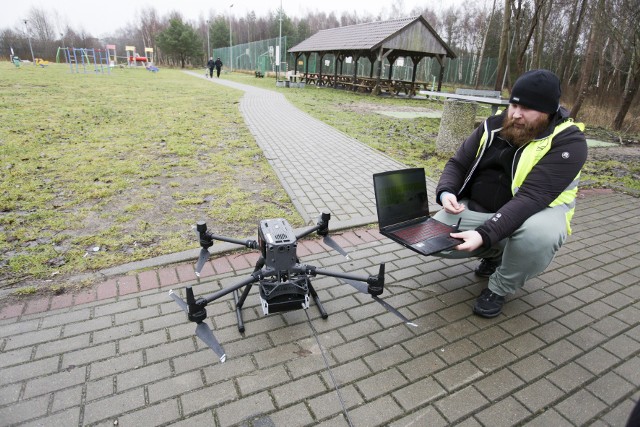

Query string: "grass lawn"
[[0, 63, 300, 290], [2, 63, 637, 295]]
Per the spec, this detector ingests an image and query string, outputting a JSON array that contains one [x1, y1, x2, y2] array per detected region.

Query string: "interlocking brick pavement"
[[1, 73, 639, 426], [0, 190, 638, 426]]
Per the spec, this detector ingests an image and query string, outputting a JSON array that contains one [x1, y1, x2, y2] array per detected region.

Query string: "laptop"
[[373, 168, 463, 256]]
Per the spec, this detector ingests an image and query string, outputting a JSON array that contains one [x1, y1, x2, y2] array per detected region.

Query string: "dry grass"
[[0, 63, 300, 290]]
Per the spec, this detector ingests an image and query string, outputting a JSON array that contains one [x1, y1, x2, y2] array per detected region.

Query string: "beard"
[[500, 114, 551, 147]]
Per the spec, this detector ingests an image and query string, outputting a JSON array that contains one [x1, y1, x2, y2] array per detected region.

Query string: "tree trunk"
[[494, 0, 510, 91], [475, 0, 497, 88], [515, 0, 545, 75], [532, 0, 553, 69], [612, 49, 640, 130], [559, 0, 587, 83], [570, 0, 605, 118]]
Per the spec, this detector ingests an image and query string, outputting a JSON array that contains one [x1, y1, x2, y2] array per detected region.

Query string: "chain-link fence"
[[216, 36, 499, 88], [213, 36, 288, 76]]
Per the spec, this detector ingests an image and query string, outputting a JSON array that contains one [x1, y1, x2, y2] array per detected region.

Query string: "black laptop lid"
[[374, 168, 430, 229]]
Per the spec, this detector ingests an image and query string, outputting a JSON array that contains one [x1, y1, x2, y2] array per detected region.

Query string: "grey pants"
[[432, 201, 568, 296]]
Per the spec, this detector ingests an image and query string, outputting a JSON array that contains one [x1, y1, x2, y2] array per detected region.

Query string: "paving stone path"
[[0, 73, 638, 426]]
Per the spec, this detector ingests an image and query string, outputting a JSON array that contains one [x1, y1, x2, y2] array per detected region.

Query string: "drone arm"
[[296, 211, 331, 240], [197, 221, 258, 249], [200, 269, 270, 304], [301, 263, 385, 296], [205, 233, 258, 250], [309, 266, 369, 283]]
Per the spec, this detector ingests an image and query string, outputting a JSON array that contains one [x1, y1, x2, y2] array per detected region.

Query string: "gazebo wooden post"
[[436, 54, 445, 91], [369, 54, 376, 78], [318, 53, 325, 85], [410, 55, 421, 96], [304, 53, 310, 78], [352, 54, 359, 91], [334, 52, 340, 88]]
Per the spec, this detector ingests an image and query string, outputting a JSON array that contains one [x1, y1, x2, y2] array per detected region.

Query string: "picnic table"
[[300, 73, 433, 97]]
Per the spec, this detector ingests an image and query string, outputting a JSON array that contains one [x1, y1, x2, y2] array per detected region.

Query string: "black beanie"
[[509, 69, 561, 114]]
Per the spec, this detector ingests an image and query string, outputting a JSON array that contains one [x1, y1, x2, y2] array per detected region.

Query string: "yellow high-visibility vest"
[[476, 119, 585, 234]]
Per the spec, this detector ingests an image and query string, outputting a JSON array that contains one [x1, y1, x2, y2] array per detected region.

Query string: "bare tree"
[[610, 0, 640, 130], [570, 0, 606, 118], [494, 0, 511, 90], [474, 0, 498, 88], [557, 0, 587, 83]]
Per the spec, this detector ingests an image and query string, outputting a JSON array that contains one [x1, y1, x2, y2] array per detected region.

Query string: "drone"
[[169, 211, 417, 363]]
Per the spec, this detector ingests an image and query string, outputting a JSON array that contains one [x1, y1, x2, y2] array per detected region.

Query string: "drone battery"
[[259, 278, 310, 315]]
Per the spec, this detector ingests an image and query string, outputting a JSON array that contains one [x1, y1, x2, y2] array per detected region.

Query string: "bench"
[[455, 88, 501, 98], [421, 89, 510, 115], [255, 70, 264, 78]]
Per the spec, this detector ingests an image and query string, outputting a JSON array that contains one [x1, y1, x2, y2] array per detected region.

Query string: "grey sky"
[[2, 0, 472, 38]]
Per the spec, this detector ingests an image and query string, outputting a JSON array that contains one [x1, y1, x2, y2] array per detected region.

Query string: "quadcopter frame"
[[169, 211, 415, 363]]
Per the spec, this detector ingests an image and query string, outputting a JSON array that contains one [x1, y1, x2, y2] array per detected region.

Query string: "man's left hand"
[[451, 230, 483, 252]]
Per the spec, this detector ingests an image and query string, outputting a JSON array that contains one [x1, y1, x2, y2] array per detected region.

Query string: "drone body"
[[256, 218, 310, 314], [169, 212, 415, 363]]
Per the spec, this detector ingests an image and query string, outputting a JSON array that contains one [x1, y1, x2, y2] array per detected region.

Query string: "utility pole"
[[277, 0, 282, 81], [206, 20, 210, 59], [229, 4, 234, 73], [23, 20, 35, 65]]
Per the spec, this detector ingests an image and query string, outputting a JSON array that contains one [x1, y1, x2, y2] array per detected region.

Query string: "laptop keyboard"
[[391, 220, 454, 245]]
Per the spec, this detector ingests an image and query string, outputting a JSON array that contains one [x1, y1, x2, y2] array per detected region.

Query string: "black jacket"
[[207, 59, 215, 69], [436, 107, 587, 248], [214, 59, 223, 69]]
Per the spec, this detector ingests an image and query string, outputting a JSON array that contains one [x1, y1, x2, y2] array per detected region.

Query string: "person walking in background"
[[206, 57, 215, 78], [214, 57, 223, 78], [432, 69, 588, 318]]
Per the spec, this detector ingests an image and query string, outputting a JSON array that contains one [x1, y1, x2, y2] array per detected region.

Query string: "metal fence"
[[213, 36, 288, 76], [216, 36, 499, 88]]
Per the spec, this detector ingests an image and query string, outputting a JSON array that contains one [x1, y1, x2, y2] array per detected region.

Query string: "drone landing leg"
[[234, 284, 253, 333], [233, 289, 246, 333], [308, 282, 328, 319]]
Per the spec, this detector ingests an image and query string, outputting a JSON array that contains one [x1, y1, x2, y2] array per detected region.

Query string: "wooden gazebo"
[[288, 16, 456, 95]]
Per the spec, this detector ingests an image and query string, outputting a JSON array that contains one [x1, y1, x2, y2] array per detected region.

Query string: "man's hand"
[[441, 193, 466, 215], [451, 230, 483, 252]]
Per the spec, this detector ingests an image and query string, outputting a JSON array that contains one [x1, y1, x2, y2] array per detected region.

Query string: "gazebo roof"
[[289, 16, 456, 59]]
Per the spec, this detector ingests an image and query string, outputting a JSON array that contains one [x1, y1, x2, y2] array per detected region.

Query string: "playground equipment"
[[144, 47, 154, 64], [126, 46, 151, 66], [61, 47, 110, 74], [106, 44, 117, 67], [12, 56, 21, 67]]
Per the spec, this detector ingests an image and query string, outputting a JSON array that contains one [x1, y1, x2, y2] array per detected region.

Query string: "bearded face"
[[500, 105, 551, 147]]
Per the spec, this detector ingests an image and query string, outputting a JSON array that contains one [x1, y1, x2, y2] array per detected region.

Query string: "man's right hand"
[[442, 193, 466, 215]]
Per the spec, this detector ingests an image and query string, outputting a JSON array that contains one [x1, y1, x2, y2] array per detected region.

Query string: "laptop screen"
[[374, 168, 430, 229]]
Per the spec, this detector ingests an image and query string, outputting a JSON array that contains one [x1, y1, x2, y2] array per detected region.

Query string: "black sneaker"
[[474, 259, 500, 278], [473, 288, 505, 318]]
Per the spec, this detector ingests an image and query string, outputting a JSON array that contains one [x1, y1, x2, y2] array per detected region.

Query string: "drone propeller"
[[195, 247, 210, 277], [322, 235, 350, 260], [339, 277, 417, 327], [169, 289, 189, 313], [196, 322, 227, 363], [168, 289, 227, 363]]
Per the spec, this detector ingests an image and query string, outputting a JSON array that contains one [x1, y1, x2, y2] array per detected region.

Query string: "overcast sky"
[[2, 0, 472, 38]]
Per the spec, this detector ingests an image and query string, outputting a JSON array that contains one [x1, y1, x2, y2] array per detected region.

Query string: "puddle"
[[586, 139, 619, 148]]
